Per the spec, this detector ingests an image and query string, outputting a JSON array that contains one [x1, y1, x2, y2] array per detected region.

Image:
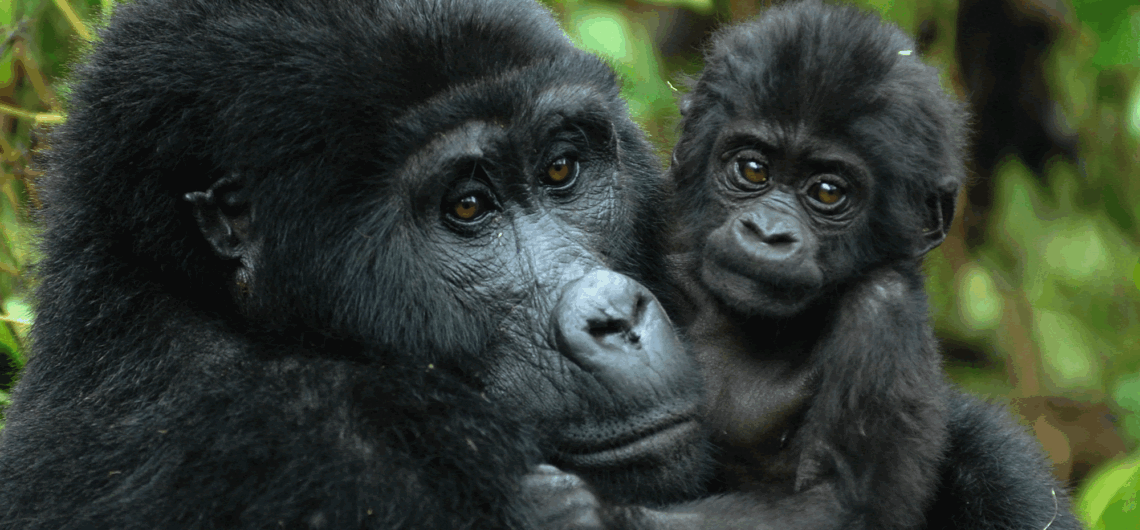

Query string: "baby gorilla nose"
[[552, 270, 689, 391], [738, 212, 803, 255]]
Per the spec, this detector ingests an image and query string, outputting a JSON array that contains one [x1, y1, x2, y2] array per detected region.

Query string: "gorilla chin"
[[699, 258, 822, 319], [556, 414, 703, 468]]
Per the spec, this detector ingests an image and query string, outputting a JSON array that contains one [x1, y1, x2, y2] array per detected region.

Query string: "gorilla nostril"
[[741, 218, 764, 238], [740, 218, 797, 246], [588, 318, 633, 341], [589, 293, 649, 344], [764, 233, 796, 245]]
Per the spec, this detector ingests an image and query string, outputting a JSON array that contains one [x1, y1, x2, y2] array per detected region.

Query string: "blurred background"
[[0, 0, 1137, 527]]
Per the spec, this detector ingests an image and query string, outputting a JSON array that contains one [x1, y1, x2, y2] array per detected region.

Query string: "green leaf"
[[1078, 454, 1140, 529], [638, 0, 714, 15], [863, 0, 918, 32], [563, 3, 671, 124], [0, 1, 13, 27], [1114, 374, 1140, 413], [957, 264, 1003, 330], [0, 48, 15, 89], [1035, 309, 1101, 388], [1070, 1, 1140, 68], [1129, 79, 1140, 139], [0, 322, 20, 369], [1042, 220, 1112, 284]]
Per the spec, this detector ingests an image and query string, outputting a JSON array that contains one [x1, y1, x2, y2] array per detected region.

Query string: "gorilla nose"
[[740, 216, 798, 246], [552, 270, 690, 390], [737, 214, 804, 261]]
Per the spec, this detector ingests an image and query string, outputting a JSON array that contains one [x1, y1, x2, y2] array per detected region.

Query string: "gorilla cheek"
[[700, 211, 825, 317]]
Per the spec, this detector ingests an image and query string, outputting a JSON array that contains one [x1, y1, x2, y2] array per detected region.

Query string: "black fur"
[[927, 392, 1082, 530], [661, 2, 1080, 529], [0, 0, 712, 528]]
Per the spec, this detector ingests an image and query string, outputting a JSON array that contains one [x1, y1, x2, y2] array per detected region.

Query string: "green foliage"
[[1, 0, 107, 428], [1071, 0, 1140, 68], [561, 2, 675, 127], [1079, 454, 1140, 529]]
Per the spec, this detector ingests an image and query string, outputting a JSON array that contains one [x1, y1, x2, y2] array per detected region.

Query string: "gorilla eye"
[[543, 157, 578, 187], [736, 159, 768, 185], [810, 182, 846, 206], [451, 194, 486, 221]]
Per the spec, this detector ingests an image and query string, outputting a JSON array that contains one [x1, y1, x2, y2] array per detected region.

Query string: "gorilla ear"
[[677, 93, 693, 118], [184, 174, 252, 261], [916, 188, 957, 256]]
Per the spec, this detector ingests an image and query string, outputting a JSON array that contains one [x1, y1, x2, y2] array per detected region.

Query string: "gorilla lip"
[[553, 414, 702, 468]]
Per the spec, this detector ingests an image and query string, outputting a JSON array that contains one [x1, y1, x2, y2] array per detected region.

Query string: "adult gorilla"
[[0, 0, 711, 527]]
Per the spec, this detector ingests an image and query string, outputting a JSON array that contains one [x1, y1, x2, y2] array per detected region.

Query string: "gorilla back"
[[0, 0, 710, 528]]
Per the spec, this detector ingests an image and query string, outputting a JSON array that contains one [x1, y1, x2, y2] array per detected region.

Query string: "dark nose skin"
[[737, 211, 803, 261], [552, 270, 690, 395]]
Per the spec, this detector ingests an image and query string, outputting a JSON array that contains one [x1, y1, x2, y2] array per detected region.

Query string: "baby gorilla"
[[539, 4, 1079, 529], [662, 3, 980, 529]]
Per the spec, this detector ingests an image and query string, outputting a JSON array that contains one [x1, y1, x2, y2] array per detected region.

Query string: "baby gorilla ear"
[[184, 173, 253, 262], [677, 92, 694, 118], [916, 187, 958, 256]]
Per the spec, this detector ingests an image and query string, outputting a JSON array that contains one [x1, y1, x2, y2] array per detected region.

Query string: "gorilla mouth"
[[552, 413, 702, 468], [701, 259, 819, 317]]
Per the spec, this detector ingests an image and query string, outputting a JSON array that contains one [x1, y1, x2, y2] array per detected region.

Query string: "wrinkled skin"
[[0, 1, 712, 528]]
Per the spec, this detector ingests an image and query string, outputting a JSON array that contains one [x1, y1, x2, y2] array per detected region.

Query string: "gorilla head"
[[671, 1, 965, 319], [0, 0, 708, 526]]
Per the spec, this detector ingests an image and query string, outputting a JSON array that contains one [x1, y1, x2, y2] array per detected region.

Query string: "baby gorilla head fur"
[[671, 1, 966, 318], [0, 0, 710, 527]]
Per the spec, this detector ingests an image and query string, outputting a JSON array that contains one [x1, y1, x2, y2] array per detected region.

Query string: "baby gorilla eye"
[[544, 157, 578, 186], [736, 159, 768, 185], [810, 181, 845, 206], [452, 194, 485, 221]]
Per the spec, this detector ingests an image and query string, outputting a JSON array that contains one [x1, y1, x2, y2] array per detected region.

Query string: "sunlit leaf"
[[0, 48, 15, 89], [1114, 375, 1140, 413], [575, 12, 627, 60], [1129, 79, 1140, 139], [1070, 1, 1140, 68], [562, 3, 671, 126], [639, 0, 714, 14], [2, 296, 32, 346], [1035, 309, 1101, 389], [0, 297, 20, 371], [0, 1, 12, 27], [957, 265, 1004, 330], [990, 156, 1048, 268], [1078, 454, 1140, 530], [862, 0, 917, 32], [1042, 220, 1112, 283]]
